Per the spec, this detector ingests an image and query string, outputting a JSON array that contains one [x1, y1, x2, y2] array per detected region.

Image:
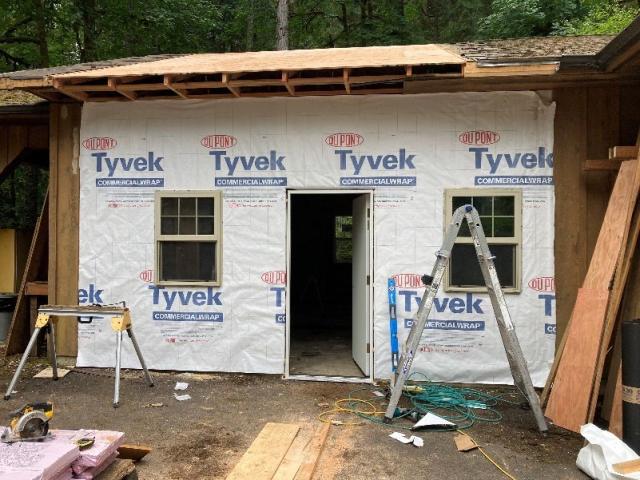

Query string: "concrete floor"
[[289, 329, 365, 377]]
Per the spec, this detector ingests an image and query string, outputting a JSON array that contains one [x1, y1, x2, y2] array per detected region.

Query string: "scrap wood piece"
[[272, 432, 311, 480], [33, 366, 70, 378], [95, 459, 136, 480], [544, 288, 609, 432], [117, 444, 152, 462], [454, 433, 478, 452], [294, 423, 331, 480], [226, 422, 300, 480], [613, 458, 640, 475]]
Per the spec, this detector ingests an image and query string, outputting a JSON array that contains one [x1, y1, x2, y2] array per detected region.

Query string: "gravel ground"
[[0, 344, 588, 480]]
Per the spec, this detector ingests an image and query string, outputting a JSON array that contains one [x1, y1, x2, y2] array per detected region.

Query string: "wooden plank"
[[610, 146, 639, 159], [588, 182, 640, 423], [612, 458, 640, 475], [294, 423, 330, 480], [583, 159, 625, 171], [609, 367, 623, 438], [53, 45, 464, 80], [96, 459, 136, 480], [545, 288, 609, 432], [117, 444, 152, 461], [49, 104, 82, 356], [5, 194, 49, 356], [454, 433, 478, 452], [226, 423, 300, 480], [25, 281, 48, 296], [546, 160, 640, 432], [272, 431, 312, 480]]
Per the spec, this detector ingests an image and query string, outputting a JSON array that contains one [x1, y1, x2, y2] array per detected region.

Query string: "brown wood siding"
[[554, 83, 640, 346], [49, 103, 81, 356]]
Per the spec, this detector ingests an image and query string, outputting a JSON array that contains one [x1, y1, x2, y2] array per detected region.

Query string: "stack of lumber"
[[543, 140, 640, 434], [226, 422, 330, 480]]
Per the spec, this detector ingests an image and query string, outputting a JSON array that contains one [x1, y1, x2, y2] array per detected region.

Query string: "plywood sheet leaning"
[[226, 423, 300, 480], [545, 288, 609, 432], [545, 159, 640, 432]]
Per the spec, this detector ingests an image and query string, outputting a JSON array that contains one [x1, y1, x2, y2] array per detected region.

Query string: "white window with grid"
[[155, 191, 222, 286]]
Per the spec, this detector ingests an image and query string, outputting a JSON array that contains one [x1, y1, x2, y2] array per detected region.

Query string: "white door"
[[352, 194, 370, 375]]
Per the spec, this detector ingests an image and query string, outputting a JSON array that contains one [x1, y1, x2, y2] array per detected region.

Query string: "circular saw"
[[1, 402, 53, 443]]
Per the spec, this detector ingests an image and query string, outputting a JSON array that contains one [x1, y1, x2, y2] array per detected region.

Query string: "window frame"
[[154, 190, 223, 287], [443, 188, 522, 294]]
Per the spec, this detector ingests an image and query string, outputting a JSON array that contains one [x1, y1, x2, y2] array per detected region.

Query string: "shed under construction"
[[1, 19, 640, 434]]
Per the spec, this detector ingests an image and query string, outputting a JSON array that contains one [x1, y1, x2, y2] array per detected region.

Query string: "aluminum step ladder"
[[383, 204, 548, 432]]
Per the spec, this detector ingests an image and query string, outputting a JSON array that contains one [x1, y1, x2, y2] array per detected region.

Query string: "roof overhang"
[[1, 30, 639, 103]]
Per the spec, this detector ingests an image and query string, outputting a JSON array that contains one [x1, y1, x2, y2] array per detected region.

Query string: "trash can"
[[0, 294, 17, 342]]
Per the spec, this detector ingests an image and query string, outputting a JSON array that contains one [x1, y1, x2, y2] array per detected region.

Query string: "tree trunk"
[[276, 0, 288, 50], [76, 0, 98, 62], [246, 0, 255, 51], [32, 0, 49, 67]]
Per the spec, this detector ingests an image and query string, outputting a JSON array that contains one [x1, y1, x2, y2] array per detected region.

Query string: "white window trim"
[[444, 188, 522, 294], [154, 190, 223, 287]]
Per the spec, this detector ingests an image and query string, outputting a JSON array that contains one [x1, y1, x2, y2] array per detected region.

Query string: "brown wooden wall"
[[554, 84, 640, 344], [49, 103, 81, 356]]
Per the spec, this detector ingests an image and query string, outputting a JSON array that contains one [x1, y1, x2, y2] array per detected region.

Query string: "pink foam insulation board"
[[0, 433, 80, 480], [52, 430, 125, 468]]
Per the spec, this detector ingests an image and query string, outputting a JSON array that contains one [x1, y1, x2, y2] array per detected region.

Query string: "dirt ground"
[[0, 345, 588, 480]]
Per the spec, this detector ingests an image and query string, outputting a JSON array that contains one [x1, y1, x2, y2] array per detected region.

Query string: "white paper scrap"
[[173, 393, 191, 401], [412, 412, 457, 430], [389, 432, 413, 444], [174, 382, 189, 391], [389, 432, 423, 447], [372, 390, 385, 397]]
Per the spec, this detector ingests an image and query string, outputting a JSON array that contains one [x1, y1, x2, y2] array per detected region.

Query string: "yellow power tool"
[[1, 402, 53, 443]]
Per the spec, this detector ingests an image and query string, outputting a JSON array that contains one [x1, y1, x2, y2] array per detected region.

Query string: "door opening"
[[287, 191, 371, 379]]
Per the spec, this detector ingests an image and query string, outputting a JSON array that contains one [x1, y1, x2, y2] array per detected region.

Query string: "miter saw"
[[1, 402, 53, 443]]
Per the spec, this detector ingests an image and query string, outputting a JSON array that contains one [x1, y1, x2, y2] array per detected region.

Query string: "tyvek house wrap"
[[77, 91, 556, 386]]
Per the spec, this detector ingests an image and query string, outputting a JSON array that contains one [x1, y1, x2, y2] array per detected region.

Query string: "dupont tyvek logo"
[[79, 284, 104, 304], [149, 286, 223, 322], [545, 323, 556, 335], [83, 137, 117, 150], [528, 276, 554, 292], [210, 148, 287, 187], [471, 146, 554, 186], [398, 291, 484, 314], [391, 274, 423, 288], [325, 132, 364, 147], [261, 271, 286, 285], [139, 269, 153, 283], [92, 151, 164, 188], [337, 148, 417, 187], [201, 134, 237, 149], [458, 130, 500, 146]]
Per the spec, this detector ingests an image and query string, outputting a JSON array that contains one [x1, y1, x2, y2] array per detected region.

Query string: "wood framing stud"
[[222, 73, 240, 97], [343, 68, 351, 94], [52, 79, 88, 102], [609, 145, 639, 159], [163, 75, 188, 99], [108, 78, 136, 101], [282, 71, 295, 96], [583, 159, 627, 171], [406, 65, 413, 77]]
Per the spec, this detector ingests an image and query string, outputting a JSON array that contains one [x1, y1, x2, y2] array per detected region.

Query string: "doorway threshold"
[[285, 374, 372, 384]]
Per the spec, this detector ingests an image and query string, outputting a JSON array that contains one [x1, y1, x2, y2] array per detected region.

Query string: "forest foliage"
[[0, 1, 638, 229], [0, 0, 638, 72]]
